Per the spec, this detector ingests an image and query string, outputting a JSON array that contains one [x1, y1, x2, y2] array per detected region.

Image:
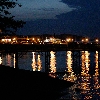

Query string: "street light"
[[85, 38, 88, 42], [81, 39, 84, 42], [95, 39, 99, 42], [66, 38, 73, 42]]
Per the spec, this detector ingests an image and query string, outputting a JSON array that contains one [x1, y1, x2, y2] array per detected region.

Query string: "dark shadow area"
[[0, 65, 74, 99]]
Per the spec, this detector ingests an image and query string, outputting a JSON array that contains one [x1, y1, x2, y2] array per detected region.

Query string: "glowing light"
[[32, 52, 42, 71], [63, 51, 77, 82], [95, 39, 99, 42], [13, 38, 16, 40], [66, 38, 70, 42], [85, 38, 88, 42], [1, 39, 11, 43], [67, 51, 72, 72], [85, 51, 90, 74], [78, 51, 91, 94], [50, 51, 56, 73], [44, 37, 50, 42], [66, 38, 73, 42], [81, 51, 90, 76], [81, 51, 85, 75], [0, 56, 2, 65], [94, 51, 99, 76], [32, 52, 36, 71], [14, 54, 15, 68], [82, 39, 84, 42], [37, 55, 42, 71], [93, 51, 100, 89]]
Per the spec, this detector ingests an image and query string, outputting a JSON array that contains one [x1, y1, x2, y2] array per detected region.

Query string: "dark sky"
[[10, 0, 100, 38]]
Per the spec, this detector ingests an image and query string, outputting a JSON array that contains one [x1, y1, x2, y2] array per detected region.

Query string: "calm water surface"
[[0, 51, 100, 100]]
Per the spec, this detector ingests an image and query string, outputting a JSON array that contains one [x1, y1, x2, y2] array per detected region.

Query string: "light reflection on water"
[[14, 54, 15, 68], [0, 56, 2, 64], [64, 51, 100, 100], [0, 51, 100, 99], [32, 52, 42, 71], [63, 51, 77, 82], [50, 51, 56, 73], [76, 51, 92, 100], [49, 51, 57, 78]]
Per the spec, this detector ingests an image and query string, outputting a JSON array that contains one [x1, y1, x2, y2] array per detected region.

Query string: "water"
[[0, 51, 100, 100]]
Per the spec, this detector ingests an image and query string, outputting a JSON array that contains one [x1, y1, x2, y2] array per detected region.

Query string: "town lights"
[[50, 37, 55, 43], [66, 38, 70, 42], [37, 38, 40, 41], [66, 38, 73, 42], [81, 38, 89, 43], [32, 38, 34, 40], [12, 37, 17, 44], [13, 38, 15, 40], [85, 38, 88, 42], [82, 39, 84, 42], [95, 39, 99, 42]]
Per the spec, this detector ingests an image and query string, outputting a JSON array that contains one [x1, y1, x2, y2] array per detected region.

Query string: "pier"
[[0, 43, 100, 72], [0, 43, 100, 52]]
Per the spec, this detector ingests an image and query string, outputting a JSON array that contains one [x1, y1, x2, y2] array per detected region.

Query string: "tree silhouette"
[[0, 0, 25, 34]]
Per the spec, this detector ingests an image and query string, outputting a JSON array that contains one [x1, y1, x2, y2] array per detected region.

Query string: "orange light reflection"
[[63, 51, 77, 82]]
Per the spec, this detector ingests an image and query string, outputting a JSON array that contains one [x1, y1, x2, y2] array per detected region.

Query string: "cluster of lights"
[[81, 38, 89, 42], [66, 38, 73, 42], [81, 51, 90, 76], [0, 36, 100, 45], [95, 39, 99, 43], [32, 52, 42, 71], [50, 51, 56, 73], [63, 51, 77, 82], [76, 51, 100, 99]]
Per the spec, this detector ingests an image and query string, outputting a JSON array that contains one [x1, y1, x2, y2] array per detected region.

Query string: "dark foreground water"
[[0, 51, 100, 100]]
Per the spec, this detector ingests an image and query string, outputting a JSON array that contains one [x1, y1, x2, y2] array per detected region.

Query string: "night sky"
[[10, 0, 100, 38]]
